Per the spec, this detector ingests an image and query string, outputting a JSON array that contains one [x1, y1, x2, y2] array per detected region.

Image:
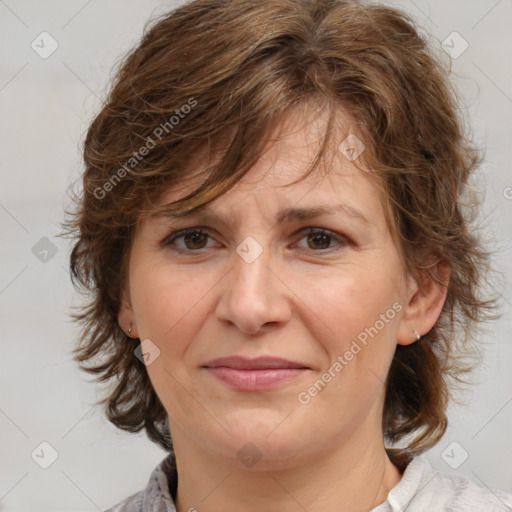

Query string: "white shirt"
[[105, 451, 512, 511]]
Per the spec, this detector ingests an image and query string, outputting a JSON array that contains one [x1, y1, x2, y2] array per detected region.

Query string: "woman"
[[67, 0, 512, 510]]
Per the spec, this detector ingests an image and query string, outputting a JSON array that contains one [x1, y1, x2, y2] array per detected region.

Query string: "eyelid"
[[162, 225, 350, 252], [162, 226, 217, 248], [293, 227, 349, 251]]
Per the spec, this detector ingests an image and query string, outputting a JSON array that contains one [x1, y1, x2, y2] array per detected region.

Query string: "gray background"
[[0, 0, 511, 510]]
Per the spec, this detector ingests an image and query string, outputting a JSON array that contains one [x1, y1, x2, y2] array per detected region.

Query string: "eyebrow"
[[276, 204, 370, 225], [158, 203, 371, 226]]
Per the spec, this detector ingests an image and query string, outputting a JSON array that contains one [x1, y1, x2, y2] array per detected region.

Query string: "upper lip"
[[202, 356, 310, 370]]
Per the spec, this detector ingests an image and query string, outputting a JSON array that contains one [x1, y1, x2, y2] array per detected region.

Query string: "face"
[[121, 107, 420, 469]]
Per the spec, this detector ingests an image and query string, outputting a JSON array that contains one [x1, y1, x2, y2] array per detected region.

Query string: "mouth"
[[202, 356, 310, 391]]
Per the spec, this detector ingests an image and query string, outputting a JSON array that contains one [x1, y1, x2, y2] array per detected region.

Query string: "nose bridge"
[[233, 236, 270, 294], [215, 234, 290, 334]]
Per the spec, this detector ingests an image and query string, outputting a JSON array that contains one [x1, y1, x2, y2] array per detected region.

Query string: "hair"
[[65, 0, 497, 457]]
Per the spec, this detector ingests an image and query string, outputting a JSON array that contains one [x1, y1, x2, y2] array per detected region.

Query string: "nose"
[[215, 240, 292, 335]]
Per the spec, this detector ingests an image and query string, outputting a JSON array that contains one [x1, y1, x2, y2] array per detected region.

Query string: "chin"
[[212, 416, 309, 466]]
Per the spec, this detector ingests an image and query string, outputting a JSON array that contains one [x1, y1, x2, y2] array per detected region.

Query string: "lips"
[[202, 356, 309, 370], [202, 356, 310, 391]]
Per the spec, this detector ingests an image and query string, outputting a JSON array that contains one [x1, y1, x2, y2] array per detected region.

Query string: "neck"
[[172, 424, 402, 512]]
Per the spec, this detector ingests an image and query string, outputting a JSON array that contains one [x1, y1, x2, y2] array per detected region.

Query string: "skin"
[[119, 105, 448, 512]]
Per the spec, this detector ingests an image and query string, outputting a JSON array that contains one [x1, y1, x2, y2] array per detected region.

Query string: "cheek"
[[131, 261, 186, 338], [130, 258, 222, 354], [312, 267, 400, 339], [300, 272, 401, 406], [303, 266, 404, 398], [129, 261, 211, 404]]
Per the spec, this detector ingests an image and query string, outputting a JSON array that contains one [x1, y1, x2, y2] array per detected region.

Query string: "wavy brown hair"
[[65, 0, 496, 456]]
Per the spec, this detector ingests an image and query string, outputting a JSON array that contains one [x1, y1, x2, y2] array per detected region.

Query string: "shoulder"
[[103, 490, 143, 512], [103, 451, 178, 512], [385, 456, 512, 512], [428, 463, 512, 511]]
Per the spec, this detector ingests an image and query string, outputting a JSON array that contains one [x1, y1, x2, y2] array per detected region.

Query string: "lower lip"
[[205, 367, 308, 390]]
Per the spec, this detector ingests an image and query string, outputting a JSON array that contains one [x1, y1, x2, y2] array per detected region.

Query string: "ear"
[[118, 285, 139, 338], [396, 261, 450, 346]]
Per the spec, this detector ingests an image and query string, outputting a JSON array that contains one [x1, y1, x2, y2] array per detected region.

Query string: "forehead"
[[155, 104, 383, 220]]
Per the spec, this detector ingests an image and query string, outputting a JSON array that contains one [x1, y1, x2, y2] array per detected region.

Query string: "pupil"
[[185, 231, 206, 249], [182, 231, 331, 250], [309, 233, 330, 249]]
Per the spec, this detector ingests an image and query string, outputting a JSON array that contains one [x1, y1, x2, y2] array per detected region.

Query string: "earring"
[[128, 325, 132, 335], [413, 330, 421, 341]]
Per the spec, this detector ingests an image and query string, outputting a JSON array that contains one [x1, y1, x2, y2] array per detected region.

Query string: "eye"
[[163, 227, 348, 253], [163, 228, 218, 251], [295, 228, 347, 252]]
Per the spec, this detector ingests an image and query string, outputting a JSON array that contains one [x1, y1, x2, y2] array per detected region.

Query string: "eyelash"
[[162, 227, 349, 254]]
